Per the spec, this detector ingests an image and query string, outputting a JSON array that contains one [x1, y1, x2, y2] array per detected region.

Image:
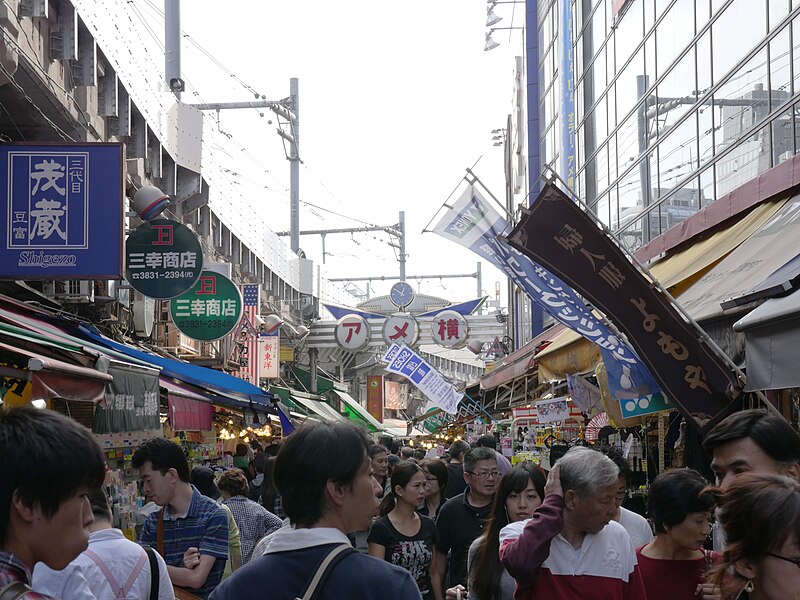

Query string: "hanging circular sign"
[[169, 271, 242, 341], [334, 314, 371, 352], [125, 219, 203, 299], [430, 310, 469, 349], [382, 313, 419, 346]]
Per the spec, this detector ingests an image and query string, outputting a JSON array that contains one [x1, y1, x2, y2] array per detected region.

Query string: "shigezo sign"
[[125, 218, 203, 299], [169, 271, 242, 341]]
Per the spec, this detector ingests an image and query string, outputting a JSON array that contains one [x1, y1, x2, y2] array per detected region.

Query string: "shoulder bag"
[[156, 508, 203, 600], [295, 544, 356, 600], [143, 546, 160, 600], [0, 581, 32, 600]]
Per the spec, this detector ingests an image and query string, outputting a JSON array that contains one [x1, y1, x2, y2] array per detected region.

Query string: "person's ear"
[[325, 480, 347, 508], [11, 490, 37, 524], [781, 461, 800, 483], [563, 489, 578, 510], [732, 557, 758, 583]]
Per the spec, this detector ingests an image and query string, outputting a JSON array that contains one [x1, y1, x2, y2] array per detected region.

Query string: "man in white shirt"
[[604, 449, 653, 550], [33, 487, 174, 599]]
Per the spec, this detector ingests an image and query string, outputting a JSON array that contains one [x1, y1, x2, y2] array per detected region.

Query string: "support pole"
[[399, 210, 406, 281], [164, 0, 181, 100], [290, 77, 300, 255]]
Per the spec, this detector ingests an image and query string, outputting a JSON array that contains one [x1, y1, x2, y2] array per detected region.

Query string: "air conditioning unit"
[[58, 280, 94, 303]]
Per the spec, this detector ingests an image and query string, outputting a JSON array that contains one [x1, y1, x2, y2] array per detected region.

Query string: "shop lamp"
[[31, 399, 46, 409]]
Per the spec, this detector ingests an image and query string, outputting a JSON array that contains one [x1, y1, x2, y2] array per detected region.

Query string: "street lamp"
[[484, 27, 524, 52], [486, 7, 502, 26]]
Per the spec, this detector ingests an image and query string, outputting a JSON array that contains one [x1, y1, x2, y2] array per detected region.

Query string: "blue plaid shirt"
[[140, 486, 229, 599]]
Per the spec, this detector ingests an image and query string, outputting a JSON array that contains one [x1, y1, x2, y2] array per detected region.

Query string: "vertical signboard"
[[260, 332, 279, 379], [367, 375, 384, 423], [0, 143, 123, 278], [560, 0, 575, 191]]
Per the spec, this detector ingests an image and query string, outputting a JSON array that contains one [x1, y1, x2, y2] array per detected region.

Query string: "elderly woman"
[[637, 469, 718, 599], [711, 472, 800, 600], [218, 468, 283, 563]]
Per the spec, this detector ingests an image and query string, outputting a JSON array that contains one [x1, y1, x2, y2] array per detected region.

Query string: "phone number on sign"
[[129, 271, 196, 280], [175, 319, 235, 329]]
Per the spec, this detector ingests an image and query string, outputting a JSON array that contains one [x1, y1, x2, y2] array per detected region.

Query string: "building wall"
[[537, 0, 800, 250]]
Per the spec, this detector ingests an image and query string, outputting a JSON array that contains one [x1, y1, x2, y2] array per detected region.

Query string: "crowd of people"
[[0, 407, 798, 600]]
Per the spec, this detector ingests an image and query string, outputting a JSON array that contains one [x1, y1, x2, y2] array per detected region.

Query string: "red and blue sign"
[[0, 143, 123, 279]]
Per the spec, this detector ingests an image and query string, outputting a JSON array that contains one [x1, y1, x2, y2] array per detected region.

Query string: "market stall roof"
[[0, 339, 112, 403], [332, 390, 386, 432], [733, 287, 800, 391], [480, 324, 565, 391], [78, 325, 274, 408], [280, 389, 345, 423], [383, 417, 425, 438]]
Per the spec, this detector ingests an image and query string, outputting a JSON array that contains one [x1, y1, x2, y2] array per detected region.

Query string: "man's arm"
[[432, 549, 447, 597], [623, 563, 648, 600], [167, 554, 217, 589], [499, 465, 564, 587]]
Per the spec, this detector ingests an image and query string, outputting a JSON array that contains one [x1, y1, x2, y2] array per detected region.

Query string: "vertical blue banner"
[[560, 0, 576, 191]]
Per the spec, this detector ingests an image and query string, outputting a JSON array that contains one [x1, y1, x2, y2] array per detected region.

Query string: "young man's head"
[[557, 447, 619, 535], [703, 409, 800, 489], [399, 445, 414, 460], [603, 448, 632, 510], [448, 440, 470, 463], [275, 421, 379, 531], [132, 437, 191, 507], [0, 407, 105, 570]]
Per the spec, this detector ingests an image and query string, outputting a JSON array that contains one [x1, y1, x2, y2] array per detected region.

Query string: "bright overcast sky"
[[130, 0, 526, 307]]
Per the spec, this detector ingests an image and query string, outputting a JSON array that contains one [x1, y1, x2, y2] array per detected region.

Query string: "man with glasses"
[[433, 447, 498, 592], [500, 447, 646, 600]]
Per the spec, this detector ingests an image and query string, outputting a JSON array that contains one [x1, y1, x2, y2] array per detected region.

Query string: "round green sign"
[[169, 271, 243, 341], [125, 219, 203, 299]]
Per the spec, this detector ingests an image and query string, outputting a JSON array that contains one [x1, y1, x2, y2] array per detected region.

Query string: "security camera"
[[168, 77, 185, 92]]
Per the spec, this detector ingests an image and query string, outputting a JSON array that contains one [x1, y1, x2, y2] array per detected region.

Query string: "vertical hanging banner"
[[367, 375, 384, 423], [383, 343, 461, 414], [0, 143, 124, 279], [431, 185, 662, 405], [259, 332, 279, 379], [559, 0, 576, 192], [506, 183, 738, 429], [235, 284, 261, 384]]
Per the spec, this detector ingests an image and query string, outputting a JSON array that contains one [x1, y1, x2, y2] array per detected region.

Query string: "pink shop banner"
[[168, 394, 212, 431]]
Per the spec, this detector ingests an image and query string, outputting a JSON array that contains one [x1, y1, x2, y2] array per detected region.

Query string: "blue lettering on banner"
[[433, 186, 662, 404], [410, 363, 430, 385], [1, 144, 123, 278]]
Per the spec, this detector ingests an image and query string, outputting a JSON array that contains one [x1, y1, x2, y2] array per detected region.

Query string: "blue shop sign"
[[0, 143, 123, 279]]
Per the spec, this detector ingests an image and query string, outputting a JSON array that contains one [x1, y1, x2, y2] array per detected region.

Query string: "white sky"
[[132, 0, 526, 307]]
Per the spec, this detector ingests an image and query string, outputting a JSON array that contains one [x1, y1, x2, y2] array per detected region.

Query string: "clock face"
[[390, 282, 415, 307]]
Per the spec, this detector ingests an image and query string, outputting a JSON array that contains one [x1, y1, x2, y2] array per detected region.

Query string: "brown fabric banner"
[[507, 183, 738, 430]]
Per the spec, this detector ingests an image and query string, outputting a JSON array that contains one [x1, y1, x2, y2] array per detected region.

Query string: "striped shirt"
[[222, 496, 283, 563], [0, 551, 56, 599], [140, 486, 229, 599]]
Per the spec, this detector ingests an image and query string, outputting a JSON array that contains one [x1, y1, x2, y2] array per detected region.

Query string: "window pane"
[[769, 26, 791, 110], [616, 45, 644, 122], [655, 0, 696, 77], [656, 51, 698, 136], [712, 0, 767, 85]]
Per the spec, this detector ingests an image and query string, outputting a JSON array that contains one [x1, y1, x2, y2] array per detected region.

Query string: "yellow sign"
[[280, 346, 294, 362], [2, 379, 32, 408]]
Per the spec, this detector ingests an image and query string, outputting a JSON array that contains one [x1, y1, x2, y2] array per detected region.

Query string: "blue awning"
[[78, 325, 274, 409]]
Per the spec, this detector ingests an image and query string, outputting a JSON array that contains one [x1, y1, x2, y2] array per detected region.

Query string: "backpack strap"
[[295, 544, 355, 600], [143, 546, 160, 600], [84, 548, 147, 599], [0, 581, 33, 600]]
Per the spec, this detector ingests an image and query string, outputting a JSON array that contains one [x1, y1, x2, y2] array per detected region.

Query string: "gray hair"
[[464, 446, 496, 472], [557, 446, 619, 498]]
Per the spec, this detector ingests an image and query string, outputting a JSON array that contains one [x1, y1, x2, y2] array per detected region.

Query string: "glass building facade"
[[537, 0, 800, 250]]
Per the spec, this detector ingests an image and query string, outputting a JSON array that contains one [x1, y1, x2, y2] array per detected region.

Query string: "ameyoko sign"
[[0, 143, 123, 279], [125, 219, 202, 298], [170, 271, 242, 341]]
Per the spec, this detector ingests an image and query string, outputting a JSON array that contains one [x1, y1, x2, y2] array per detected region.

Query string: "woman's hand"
[[445, 584, 467, 600], [695, 582, 721, 599]]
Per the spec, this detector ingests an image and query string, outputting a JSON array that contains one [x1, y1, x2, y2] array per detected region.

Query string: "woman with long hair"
[[448, 464, 546, 600], [418, 458, 448, 519], [710, 472, 800, 600], [637, 469, 718, 599], [368, 461, 442, 600]]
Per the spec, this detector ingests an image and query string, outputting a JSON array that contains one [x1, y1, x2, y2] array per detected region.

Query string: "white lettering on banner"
[[190, 299, 206, 316]]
